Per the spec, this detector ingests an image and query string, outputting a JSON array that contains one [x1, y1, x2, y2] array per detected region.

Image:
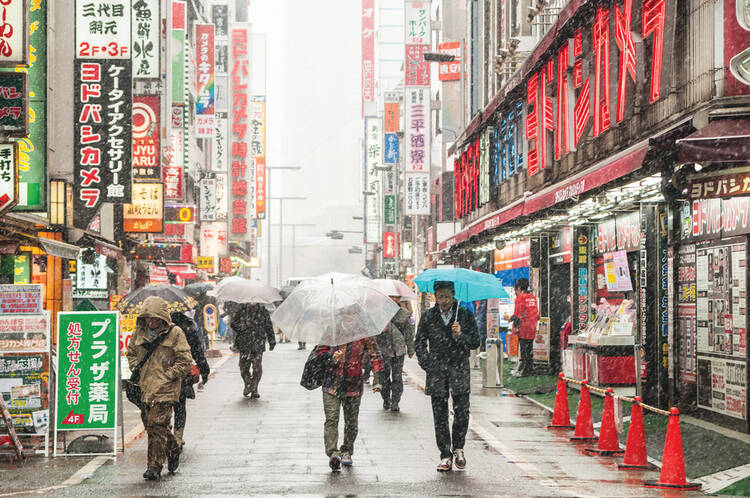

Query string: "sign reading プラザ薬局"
[[55, 312, 118, 431]]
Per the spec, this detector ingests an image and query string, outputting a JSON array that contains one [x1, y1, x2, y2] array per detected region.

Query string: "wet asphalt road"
[[2, 342, 705, 496]]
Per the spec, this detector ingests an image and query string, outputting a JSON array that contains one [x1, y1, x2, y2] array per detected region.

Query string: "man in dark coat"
[[231, 303, 275, 398], [375, 296, 415, 412], [415, 281, 480, 472]]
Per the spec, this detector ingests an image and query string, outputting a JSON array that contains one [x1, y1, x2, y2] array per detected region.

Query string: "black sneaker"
[[390, 402, 400, 412], [167, 448, 180, 474], [383, 400, 391, 410], [143, 467, 161, 481], [243, 385, 251, 396], [329, 454, 342, 471]]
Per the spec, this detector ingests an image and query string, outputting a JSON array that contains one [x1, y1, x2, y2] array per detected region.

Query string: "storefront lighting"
[[49, 180, 67, 226]]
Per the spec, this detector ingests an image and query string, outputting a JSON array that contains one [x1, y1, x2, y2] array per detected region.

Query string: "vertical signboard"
[[0, 143, 17, 215], [438, 41, 461, 81], [405, 1, 430, 45], [365, 117, 382, 240], [195, 23, 215, 138], [75, 0, 130, 59], [0, 73, 28, 137], [55, 312, 118, 437], [73, 60, 133, 229], [11, 0, 46, 212], [171, 0, 186, 105], [199, 177, 217, 221], [383, 232, 396, 258], [361, 0, 374, 116], [229, 23, 252, 241], [132, 95, 160, 180], [132, 0, 159, 79], [0, 0, 28, 67], [164, 106, 184, 200], [213, 114, 228, 172], [122, 182, 163, 233], [404, 172, 429, 215], [573, 227, 590, 334], [215, 172, 228, 219], [251, 96, 266, 219], [404, 87, 430, 172]]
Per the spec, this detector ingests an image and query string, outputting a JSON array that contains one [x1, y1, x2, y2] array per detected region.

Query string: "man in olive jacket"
[[375, 297, 415, 412], [127, 296, 192, 480], [415, 281, 480, 472]]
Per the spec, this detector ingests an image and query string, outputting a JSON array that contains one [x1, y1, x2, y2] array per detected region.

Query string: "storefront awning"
[[677, 119, 750, 164], [438, 142, 650, 252], [38, 238, 81, 260]]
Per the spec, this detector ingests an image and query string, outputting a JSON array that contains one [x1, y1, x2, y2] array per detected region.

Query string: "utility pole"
[[268, 195, 306, 287], [265, 166, 302, 285]]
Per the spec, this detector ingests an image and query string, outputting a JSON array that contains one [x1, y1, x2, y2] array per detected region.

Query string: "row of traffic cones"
[[546, 373, 701, 491]]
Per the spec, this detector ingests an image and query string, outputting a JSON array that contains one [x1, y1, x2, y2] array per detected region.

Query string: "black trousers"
[[430, 393, 470, 459], [174, 395, 187, 432], [519, 338, 534, 375], [380, 355, 405, 404]]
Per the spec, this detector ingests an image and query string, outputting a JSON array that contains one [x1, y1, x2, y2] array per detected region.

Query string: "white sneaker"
[[436, 456, 452, 472], [453, 449, 466, 469]]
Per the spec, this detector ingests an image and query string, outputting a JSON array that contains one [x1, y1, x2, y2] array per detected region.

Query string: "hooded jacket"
[[127, 296, 192, 404], [375, 307, 415, 359]]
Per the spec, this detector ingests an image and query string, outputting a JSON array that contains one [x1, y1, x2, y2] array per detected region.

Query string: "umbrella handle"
[[454, 300, 460, 324]]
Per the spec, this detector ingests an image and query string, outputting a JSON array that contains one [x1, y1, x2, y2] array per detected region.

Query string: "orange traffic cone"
[[618, 396, 658, 470], [585, 387, 624, 455], [570, 381, 597, 441], [645, 407, 701, 490], [548, 373, 574, 429]]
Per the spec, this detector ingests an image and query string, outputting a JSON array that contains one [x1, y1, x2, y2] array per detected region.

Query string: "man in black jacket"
[[415, 281, 480, 472], [231, 303, 276, 398]]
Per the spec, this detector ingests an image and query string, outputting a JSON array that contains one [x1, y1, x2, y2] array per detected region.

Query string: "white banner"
[[215, 172, 228, 220], [76, 0, 131, 59], [365, 116, 383, 241], [404, 172, 430, 215], [200, 178, 217, 221], [405, 87, 430, 172], [132, 0, 160, 77], [404, 1, 431, 45]]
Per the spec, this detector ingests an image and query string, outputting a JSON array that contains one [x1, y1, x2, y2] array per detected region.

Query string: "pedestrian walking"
[[375, 296, 415, 412], [126, 296, 192, 481], [231, 302, 276, 398], [510, 278, 539, 377], [415, 281, 480, 472], [170, 311, 211, 449]]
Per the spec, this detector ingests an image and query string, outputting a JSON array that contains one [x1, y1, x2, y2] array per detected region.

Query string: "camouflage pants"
[[322, 392, 361, 457], [239, 352, 263, 393], [141, 402, 180, 471]]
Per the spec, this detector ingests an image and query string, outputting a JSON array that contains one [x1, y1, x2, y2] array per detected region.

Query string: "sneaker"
[[329, 454, 342, 471], [143, 467, 161, 481], [436, 457, 453, 472], [453, 449, 466, 469], [250, 392, 260, 399], [167, 448, 180, 474], [390, 402, 400, 412], [340, 452, 353, 466], [383, 400, 391, 410], [243, 385, 251, 396]]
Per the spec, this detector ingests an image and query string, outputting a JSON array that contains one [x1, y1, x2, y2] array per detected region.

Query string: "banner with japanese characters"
[[404, 87, 430, 172], [365, 116, 382, 241], [55, 312, 118, 431], [75, 0, 131, 59], [404, 172, 429, 215], [0, 142, 18, 216], [163, 106, 184, 200], [229, 23, 252, 241], [195, 23, 215, 138], [0, 73, 28, 137], [199, 177, 217, 221], [361, 0, 374, 116], [405, 1, 430, 45], [212, 113, 228, 172], [123, 182, 163, 233], [73, 59, 133, 230], [0, 0, 28, 66], [131, 0, 159, 78], [132, 95, 160, 180], [251, 96, 266, 219]]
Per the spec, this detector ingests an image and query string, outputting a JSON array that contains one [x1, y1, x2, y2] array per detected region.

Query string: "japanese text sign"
[[132, 0, 159, 78], [0, 142, 17, 215], [230, 23, 252, 241], [438, 41, 461, 81], [404, 172, 429, 215], [251, 96, 266, 218], [195, 23, 215, 138], [384, 133, 399, 164], [405, 44, 430, 86], [0, 312, 49, 353], [405, 2, 430, 45], [405, 87, 430, 172], [200, 178, 217, 221], [164, 107, 184, 200], [73, 59, 133, 230], [688, 171, 750, 200], [0, 0, 28, 66], [55, 312, 118, 430], [361, 0, 375, 115], [132, 95, 160, 180], [365, 116, 382, 239], [0, 284, 42, 314], [383, 231, 396, 258], [123, 182, 163, 233], [0, 73, 27, 136], [75, 0, 131, 59]]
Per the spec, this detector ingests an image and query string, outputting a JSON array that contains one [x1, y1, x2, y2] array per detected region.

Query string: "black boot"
[[167, 447, 181, 474], [143, 467, 161, 481]]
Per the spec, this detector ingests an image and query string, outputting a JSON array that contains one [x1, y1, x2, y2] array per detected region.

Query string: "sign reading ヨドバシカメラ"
[[229, 23, 252, 242], [55, 312, 118, 431]]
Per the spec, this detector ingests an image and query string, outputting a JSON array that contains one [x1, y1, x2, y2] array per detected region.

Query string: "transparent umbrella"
[[208, 276, 282, 304], [271, 278, 399, 346], [373, 278, 418, 301]]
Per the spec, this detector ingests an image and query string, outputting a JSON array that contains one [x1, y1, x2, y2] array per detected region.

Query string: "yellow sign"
[[197, 256, 214, 269]]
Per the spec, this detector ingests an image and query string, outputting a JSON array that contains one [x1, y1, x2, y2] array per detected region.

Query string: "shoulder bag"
[[123, 329, 169, 406]]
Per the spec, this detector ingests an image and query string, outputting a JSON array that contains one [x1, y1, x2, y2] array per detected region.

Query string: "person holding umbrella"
[[415, 281, 480, 472], [374, 293, 414, 412], [231, 302, 276, 398]]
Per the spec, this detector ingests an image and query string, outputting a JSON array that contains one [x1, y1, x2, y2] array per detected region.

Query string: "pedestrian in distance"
[[231, 302, 276, 398], [375, 294, 415, 412], [314, 306, 385, 471], [415, 281, 480, 472], [170, 311, 211, 450], [510, 278, 540, 377], [127, 297, 192, 481]]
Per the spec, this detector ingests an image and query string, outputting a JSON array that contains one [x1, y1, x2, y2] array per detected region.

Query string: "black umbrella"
[[116, 285, 198, 315], [183, 282, 214, 298]]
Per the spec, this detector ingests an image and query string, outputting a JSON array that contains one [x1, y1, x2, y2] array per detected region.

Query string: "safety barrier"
[[547, 374, 701, 491]]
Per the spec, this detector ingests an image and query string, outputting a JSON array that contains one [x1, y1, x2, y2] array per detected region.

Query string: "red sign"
[[383, 232, 396, 258], [230, 25, 251, 241], [220, 257, 233, 275], [405, 44, 430, 86], [384, 101, 399, 133], [438, 41, 461, 81], [724, 0, 750, 96], [132, 96, 160, 180], [256, 156, 266, 217], [361, 0, 375, 115], [195, 24, 215, 118]]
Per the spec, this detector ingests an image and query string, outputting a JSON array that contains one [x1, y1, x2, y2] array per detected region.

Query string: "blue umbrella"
[[413, 268, 509, 302]]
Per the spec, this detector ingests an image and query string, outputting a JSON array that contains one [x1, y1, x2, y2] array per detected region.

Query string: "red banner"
[[438, 41, 461, 81], [361, 0, 375, 116], [405, 44, 430, 86], [132, 96, 160, 180], [383, 232, 396, 258]]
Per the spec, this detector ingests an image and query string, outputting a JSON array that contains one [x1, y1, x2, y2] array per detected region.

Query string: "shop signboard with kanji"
[[405, 87, 429, 172], [229, 23, 252, 242], [55, 312, 118, 433], [0, 0, 28, 66], [0, 312, 50, 353], [384, 194, 396, 225], [251, 96, 266, 218], [438, 41, 461, 81], [123, 182, 163, 233], [73, 59, 133, 230], [75, 0, 131, 59], [164, 106, 184, 200], [689, 170, 750, 200], [365, 116, 382, 239], [697, 355, 747, 422], [200, 178, 217, 221], [212, 114, 229, 172], [0, 142, 17, 215], [132, 95, 160, 180], [131, 0, 159, 78], [383, 232, 396, 258], [0, 73, 27, 136], [76, 252, 109, 293], [404, 172, 429, 215], [405, 2, 430, 45], [195, 23, 215, 138], [0, 284, 42, 314], [405, 44, 430, 86], [361, 0, 374, 115]]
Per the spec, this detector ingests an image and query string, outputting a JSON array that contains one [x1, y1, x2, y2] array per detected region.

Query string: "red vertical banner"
[[229, 24, 252, 241], [383, 232, 396, 258], [251, 97, 266, 218], [361, 0, 375, 117]]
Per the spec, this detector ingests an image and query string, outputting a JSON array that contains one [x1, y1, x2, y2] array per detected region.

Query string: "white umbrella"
[[208, 276, 282, 304], [271, 278, 399, 346], [373, 278, 418, 301]]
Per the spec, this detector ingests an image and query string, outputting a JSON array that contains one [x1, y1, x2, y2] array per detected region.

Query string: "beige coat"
[[126, 296, 192, 404]]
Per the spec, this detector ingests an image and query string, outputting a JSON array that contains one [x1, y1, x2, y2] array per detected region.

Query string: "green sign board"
[[11, 1, 47, 212], [55, 312, 118, 430], [0, 73, 28, 137], [385, 194, 397, 225]]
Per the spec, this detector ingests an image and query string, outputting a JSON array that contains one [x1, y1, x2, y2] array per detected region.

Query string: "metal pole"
[[267, 195, 272, 284], [278, 199, 283, 287], [292, 224, 296, 277]]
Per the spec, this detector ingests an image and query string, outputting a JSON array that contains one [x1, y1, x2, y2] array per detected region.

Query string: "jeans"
[[322, 392, 362, 456], [239, 352, 263, 393], [381, 355, 405, 404], [519, 338, 534, 376], [430, 393, 470, 459]]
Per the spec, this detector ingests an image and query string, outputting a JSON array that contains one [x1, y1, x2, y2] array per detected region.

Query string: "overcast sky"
[[250, 1, 366, 285]]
